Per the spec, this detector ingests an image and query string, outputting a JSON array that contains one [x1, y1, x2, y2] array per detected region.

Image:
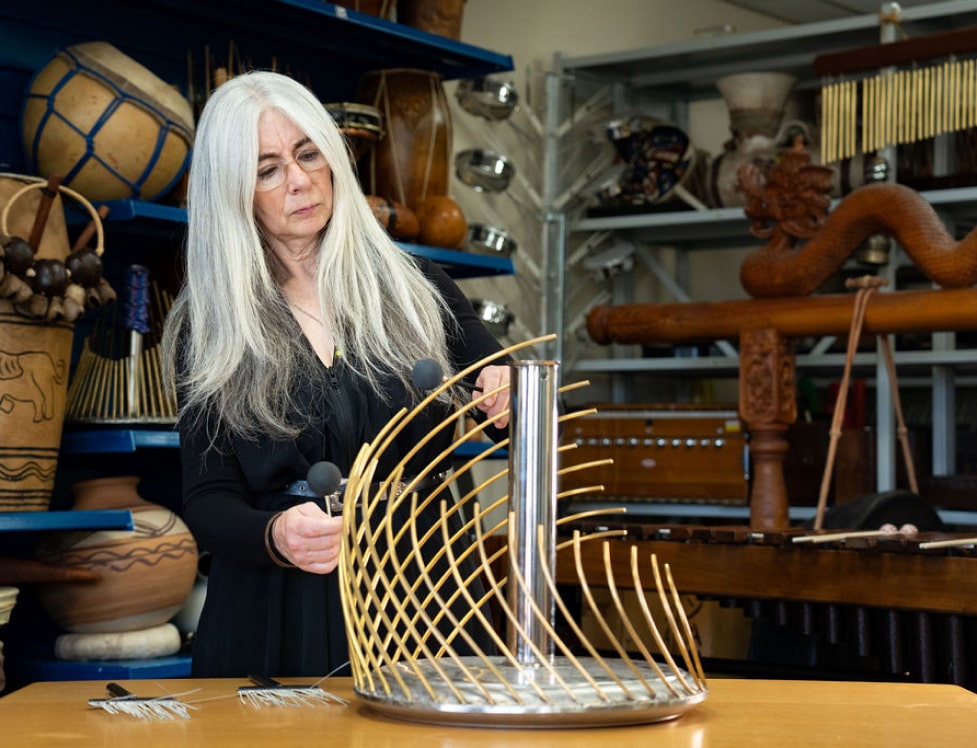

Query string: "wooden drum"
[[359, 69, 452, 212], [21, 42, 194, 203]]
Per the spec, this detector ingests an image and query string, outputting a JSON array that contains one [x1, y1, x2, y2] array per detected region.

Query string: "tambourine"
[[325, 102, 383, 160]]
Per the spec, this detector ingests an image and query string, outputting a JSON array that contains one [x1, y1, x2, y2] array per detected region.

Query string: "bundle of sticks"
[[65, 265, 177, 423]]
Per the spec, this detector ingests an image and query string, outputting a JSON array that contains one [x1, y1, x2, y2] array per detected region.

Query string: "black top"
[[179, 258, 506, 677]]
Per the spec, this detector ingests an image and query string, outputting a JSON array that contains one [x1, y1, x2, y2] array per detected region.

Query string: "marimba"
[[556, 521, 977, 690]]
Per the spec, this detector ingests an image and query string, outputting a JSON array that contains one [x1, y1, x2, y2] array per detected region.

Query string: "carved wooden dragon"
[[738, 141, 977, 298]]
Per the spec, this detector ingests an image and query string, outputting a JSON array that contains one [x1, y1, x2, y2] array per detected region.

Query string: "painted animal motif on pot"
[[0, 348, 66, 422]]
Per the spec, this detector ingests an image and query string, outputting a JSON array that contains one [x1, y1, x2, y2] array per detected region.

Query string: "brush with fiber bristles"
[[88, 682, 197, 721], [237, 673, 348, 708]]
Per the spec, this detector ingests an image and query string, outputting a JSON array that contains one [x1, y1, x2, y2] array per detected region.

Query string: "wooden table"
[[1, 676, 975, 746]]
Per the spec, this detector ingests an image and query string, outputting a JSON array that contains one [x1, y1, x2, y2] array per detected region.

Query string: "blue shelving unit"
[[0, 0, 516, 689], [89, 198, 514, 279], [0, 1, 513, 102], [60, 428, 179, 454]]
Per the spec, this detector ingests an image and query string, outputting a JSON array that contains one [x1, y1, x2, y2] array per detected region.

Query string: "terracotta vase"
[[33, 476, 198, 634]]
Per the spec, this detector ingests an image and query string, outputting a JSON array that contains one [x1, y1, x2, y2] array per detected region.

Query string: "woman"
[[162, 70, 510, 678]]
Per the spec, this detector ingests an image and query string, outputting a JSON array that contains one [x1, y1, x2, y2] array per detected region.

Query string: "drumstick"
[[918, 536, 977, 550], [71, 204, 110, 253], [792, 528, 910, 544], [28, 174, 62, 250]]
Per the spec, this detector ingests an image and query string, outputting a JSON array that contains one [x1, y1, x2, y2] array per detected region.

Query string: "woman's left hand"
[[474, 364, 511, 428]]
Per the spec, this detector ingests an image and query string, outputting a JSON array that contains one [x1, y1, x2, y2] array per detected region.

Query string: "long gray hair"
[[162, 70, 455, 441]]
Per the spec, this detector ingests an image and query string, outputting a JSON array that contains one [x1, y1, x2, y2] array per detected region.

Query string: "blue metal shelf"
[[9, 654, 191, 683], [0, 1, 512, 104], [61, 428, 180, 454], [453, 441, 508, 459], [404, 244, 514, 278], [82, 200, 514, 278], [0, 509, 133, 533]]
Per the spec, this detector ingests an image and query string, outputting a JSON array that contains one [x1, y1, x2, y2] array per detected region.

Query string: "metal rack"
[[542, 0, 977, 494]]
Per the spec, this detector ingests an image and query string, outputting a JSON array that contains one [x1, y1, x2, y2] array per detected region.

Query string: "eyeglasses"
[[255, 148, 328, 191]]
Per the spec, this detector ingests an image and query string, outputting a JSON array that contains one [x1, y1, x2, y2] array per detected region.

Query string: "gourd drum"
[[359, 69, 452, 212], [21, 41, 195, 203]]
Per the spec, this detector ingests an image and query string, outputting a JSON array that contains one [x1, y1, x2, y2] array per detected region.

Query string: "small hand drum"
[[326, 102, 383, 162]]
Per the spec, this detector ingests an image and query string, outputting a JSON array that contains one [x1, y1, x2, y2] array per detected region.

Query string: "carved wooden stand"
[[587, 287, 977, 530]]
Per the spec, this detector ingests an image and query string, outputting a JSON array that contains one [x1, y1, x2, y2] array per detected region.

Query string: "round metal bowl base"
[[355, 656, 707, 728]]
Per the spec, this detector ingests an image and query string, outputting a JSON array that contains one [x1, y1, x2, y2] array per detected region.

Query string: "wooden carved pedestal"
[[739, 328, 796, 530]]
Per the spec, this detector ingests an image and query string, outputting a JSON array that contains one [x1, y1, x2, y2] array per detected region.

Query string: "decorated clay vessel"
[[34, 476, 197, 634]]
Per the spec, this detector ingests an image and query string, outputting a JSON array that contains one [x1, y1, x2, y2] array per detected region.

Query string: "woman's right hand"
[[271, 502, 344, 573]]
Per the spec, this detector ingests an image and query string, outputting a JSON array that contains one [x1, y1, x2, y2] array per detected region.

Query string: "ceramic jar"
[[34, 476, 198, 634], [708, 72, 797, 208]]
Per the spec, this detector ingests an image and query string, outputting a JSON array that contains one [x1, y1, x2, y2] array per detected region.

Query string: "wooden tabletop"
[[1, 676, 975, 746]]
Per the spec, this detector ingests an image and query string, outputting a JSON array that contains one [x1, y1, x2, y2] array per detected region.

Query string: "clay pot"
[[365, 195, 420, 240], [34, 476, 198, 634], [715, 71, 797, 140]]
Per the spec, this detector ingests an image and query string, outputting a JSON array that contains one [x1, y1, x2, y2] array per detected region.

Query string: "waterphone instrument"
[[336, 335, 708, 727]]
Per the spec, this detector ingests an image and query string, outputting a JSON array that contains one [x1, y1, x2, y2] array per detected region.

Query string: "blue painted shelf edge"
[[8, 654, 192, 682], [453, 441, 508, 459], [61, 428, 180, 454], [0, 509, 133, 533], [72, 200, 515, 278]]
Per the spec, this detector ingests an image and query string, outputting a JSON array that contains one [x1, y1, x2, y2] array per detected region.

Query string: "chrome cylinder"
[[506, 360, 560, 665]]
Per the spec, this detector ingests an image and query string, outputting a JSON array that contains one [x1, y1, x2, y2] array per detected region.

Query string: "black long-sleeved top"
[[179, 258, 505, 677]]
